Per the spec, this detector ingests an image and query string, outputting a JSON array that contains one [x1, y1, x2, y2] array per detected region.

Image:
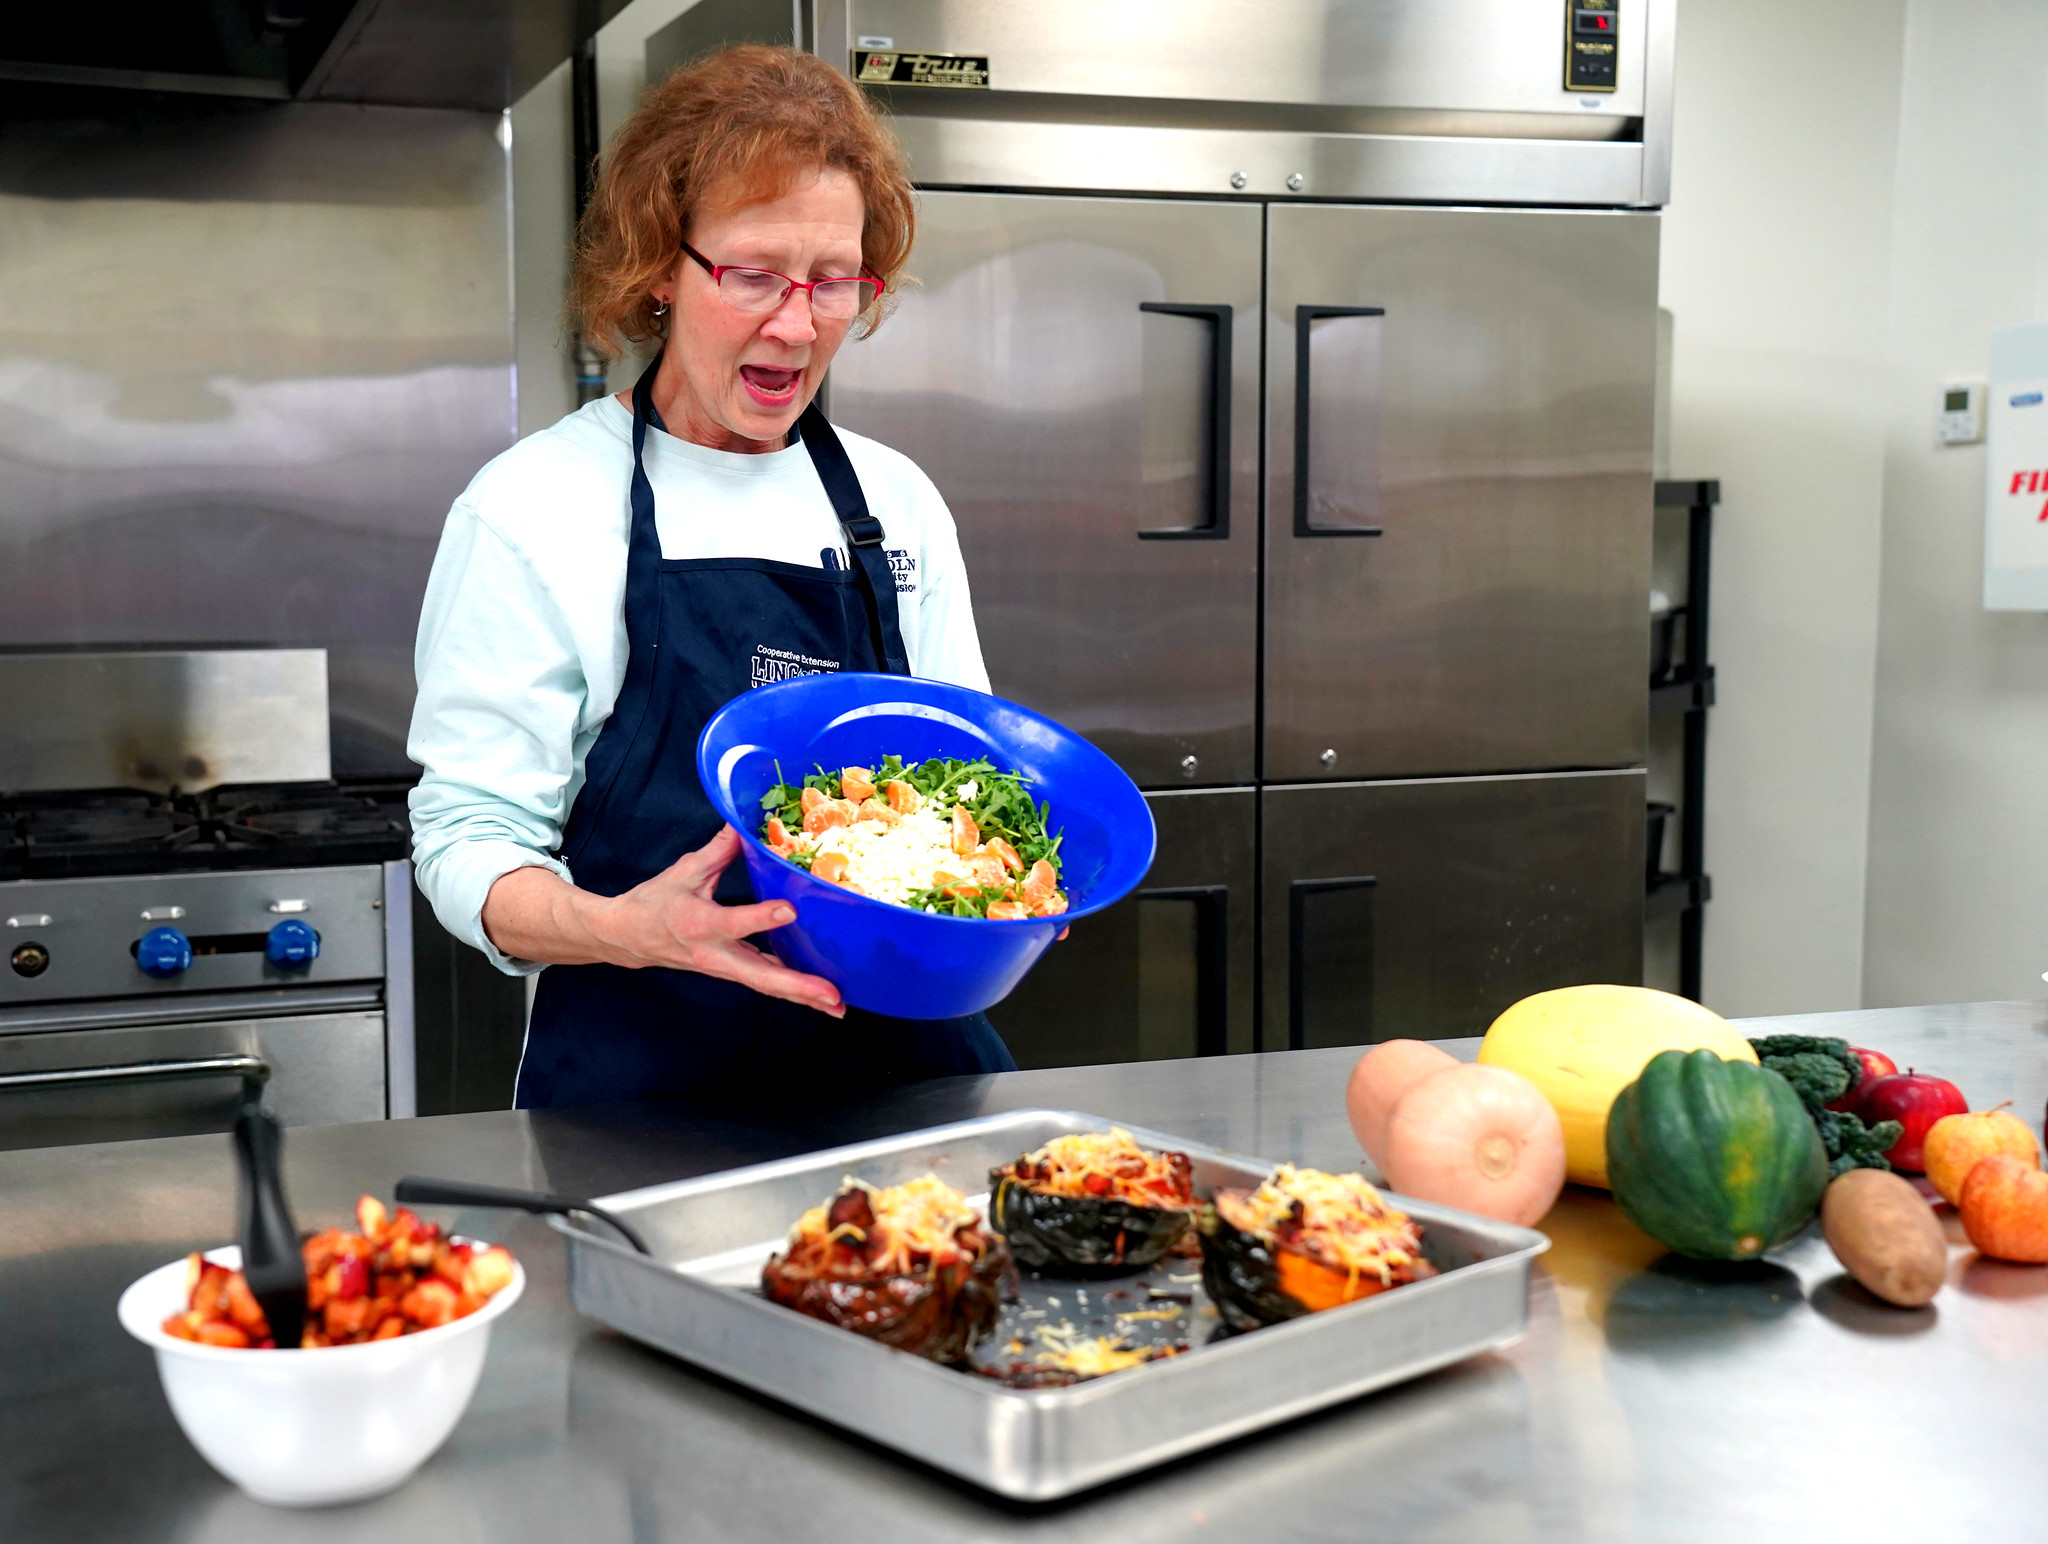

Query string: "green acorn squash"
[[1605, 1048, 1828, 1261], [989, 1175, 1192, 1276]]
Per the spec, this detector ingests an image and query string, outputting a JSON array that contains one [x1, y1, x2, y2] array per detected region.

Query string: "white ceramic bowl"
[[118, 1246, 524, 1508]]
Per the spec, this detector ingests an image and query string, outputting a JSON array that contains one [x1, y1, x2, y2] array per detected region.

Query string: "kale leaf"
[[1761, 1051, 1855, 1111], [1815, 1108, 1905, 1178], [1749, 1035, 1897, 1175], [1748, 1035, 1864, 1109]]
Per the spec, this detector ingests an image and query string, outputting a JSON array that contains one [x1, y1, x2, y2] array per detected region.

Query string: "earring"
[[651, 299, 670, 318]]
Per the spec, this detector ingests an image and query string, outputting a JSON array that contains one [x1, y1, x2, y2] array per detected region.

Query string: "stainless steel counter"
[[6, 1000, 2046, 1542]]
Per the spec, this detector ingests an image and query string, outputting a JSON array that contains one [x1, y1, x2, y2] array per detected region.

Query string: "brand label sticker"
[[853, 50, 990, 88]]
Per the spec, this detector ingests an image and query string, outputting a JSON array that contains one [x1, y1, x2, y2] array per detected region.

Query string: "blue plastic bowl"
[[697, 673, 1156, 1020]]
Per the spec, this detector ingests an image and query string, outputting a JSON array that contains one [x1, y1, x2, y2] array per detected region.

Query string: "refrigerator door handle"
[[1288, 874, 1377, 1050], [1137, 884, 1230, 1056], [1137, 302, 1233, 541], [1294, 304, 1386, 538]]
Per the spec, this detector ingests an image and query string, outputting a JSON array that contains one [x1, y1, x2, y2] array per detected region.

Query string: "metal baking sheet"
[[549, 1108, 1549, 1500]]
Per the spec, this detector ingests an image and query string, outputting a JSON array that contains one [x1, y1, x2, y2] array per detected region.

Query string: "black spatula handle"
[[394, 1176, 652, 1256], [232, 1110, 306, 1350]]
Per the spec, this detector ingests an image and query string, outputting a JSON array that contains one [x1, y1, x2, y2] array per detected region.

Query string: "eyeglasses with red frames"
[[679, 240, 884, 321]]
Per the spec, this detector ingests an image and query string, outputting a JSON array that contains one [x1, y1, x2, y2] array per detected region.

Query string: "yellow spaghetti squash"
[[1476, 985, 1758, 1189]]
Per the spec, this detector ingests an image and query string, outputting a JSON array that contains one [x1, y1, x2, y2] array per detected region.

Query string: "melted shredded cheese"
[[1215, 1165, 1426, 1287], [1003, 1128, 1194, 1206], [1030, 1324, 1172, 1379], [785, 1173, 983, 1276]]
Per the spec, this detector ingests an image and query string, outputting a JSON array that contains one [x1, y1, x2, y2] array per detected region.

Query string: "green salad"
[[759, 755, 1068, 920]]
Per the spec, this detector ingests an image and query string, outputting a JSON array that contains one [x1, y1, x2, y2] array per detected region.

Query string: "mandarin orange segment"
[[951, 806, 980, 857], [1022, 859, 1058, 905], [803, 802, 851, 835]]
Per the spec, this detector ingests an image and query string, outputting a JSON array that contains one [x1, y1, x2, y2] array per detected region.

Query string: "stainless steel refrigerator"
[[653, 0, 1672, 1060]]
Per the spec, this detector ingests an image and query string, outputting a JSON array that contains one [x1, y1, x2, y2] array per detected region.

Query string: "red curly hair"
[[570, 45, 915, 362]]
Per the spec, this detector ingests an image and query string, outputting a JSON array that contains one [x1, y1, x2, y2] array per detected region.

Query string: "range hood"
[[0, 0, 631, 111]]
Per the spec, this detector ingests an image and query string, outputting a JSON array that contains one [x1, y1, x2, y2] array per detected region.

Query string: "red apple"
[[1824, 1045, 1901, 1112], [1856, 1071, 1968, 1172]]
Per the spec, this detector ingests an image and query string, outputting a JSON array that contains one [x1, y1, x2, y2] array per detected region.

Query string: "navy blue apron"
[[515, 357, 1016, 1109]]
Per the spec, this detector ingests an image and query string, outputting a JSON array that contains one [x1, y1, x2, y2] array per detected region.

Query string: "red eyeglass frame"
[[678, 239, 885, 312]]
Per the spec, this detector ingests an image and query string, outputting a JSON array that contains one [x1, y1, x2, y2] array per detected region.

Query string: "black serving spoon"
[[232, 1109, 307, 1351], [393, 1177, 653, 1256]]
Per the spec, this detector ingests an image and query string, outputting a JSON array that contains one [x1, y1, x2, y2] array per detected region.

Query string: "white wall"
[[1658, 0, 1907, 1015], [1863, 0, 2048, 1007]]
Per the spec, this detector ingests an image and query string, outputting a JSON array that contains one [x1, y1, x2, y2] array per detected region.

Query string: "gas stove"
[[0, 781, 412, 881], [0, 780, 416, 1149]]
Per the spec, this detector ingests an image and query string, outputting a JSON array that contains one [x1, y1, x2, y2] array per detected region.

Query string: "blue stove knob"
[[265, 919, 321, 967], [136, 926, 193, 978]]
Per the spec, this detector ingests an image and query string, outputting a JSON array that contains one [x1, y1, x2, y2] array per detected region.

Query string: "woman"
[[407, 46, 1015, 1108]]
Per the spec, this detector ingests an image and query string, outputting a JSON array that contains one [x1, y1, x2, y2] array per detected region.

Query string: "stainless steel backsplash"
[[0, 91, 516, 777], [0, 648, 332, 793]]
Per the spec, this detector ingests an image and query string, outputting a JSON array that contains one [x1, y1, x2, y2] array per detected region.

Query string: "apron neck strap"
[[620, 355, 669, 650], [797, 401, 911, 677]]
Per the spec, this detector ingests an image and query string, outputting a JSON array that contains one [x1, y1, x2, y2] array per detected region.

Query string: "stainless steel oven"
[[0, 861, 413, 1152]]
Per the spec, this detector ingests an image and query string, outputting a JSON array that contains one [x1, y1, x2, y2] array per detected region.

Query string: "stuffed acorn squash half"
[[761, 1174, 1009, 1364], [989, 1128, 1198, 1275], [1199, 1165, 1436, 1332]]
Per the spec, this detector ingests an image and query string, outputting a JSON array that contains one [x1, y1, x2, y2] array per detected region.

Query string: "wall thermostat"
[[1940, 381, 1985, 445]]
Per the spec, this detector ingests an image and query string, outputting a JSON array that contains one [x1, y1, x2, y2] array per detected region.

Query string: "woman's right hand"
[[599, 827, 845, 1015], [482, 827, 845, 1018]]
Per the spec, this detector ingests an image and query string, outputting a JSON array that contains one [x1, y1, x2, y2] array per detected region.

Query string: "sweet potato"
[[1821, 1167, 1947, 1307]]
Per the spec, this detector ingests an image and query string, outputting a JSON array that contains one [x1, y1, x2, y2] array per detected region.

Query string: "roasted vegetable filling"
[[1215, 1166, 1430, 1289], [774, 1174, 990, 1278], [1001, 1129, 1195, 1208], [990, 1128, 1198, 1274], [761, 1175, 1009, 1365], [1201, 1166, 1435, 1330]]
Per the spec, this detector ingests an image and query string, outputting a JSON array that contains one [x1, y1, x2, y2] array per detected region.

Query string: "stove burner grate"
[[1, 783, 411, 879]]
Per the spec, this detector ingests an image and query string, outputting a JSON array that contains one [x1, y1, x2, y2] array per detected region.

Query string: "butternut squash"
[[1381, 1063, 1566, 1228], [1345, 1039, 1458, 1171]]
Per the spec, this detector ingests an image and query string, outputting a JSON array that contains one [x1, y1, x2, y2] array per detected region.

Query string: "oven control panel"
[[1, 865, 383, 1006], [1565, 0, 1619, 92]]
